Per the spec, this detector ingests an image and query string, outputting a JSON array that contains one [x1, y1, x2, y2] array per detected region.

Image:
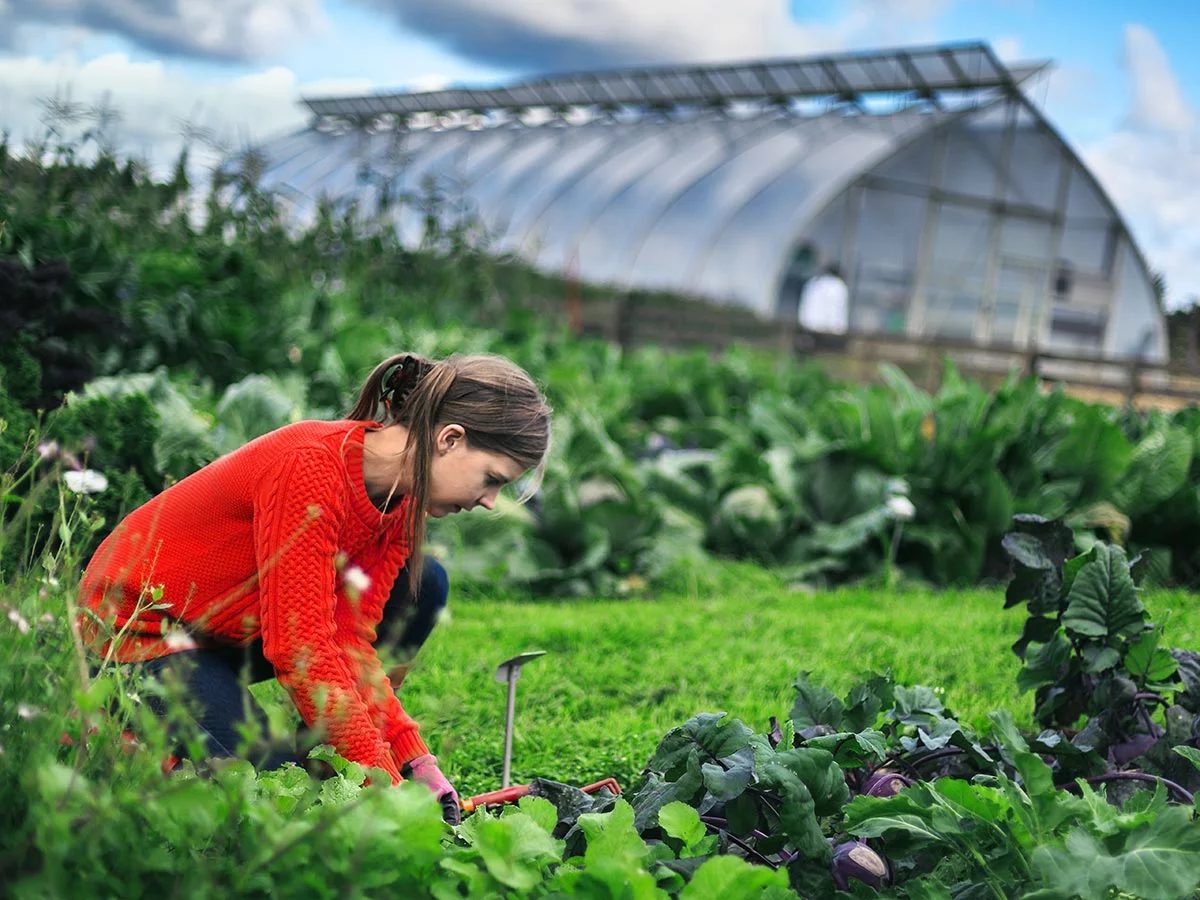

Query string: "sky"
[[1, 1, 1198, 308]]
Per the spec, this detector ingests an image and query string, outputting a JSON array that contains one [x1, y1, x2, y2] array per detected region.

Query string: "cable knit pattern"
[[78, 420, 430, 782]]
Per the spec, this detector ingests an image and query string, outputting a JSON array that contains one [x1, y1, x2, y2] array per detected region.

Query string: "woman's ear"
[[436, 424, 466, 455]]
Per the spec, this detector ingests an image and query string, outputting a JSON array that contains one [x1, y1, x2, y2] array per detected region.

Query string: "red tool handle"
[[580, 777, 622, 797], [460, 777, 622, 814], [460, 784, 531, 813]]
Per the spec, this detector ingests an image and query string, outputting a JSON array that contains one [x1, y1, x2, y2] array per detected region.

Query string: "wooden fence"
[[571, 293, 1200, 411]]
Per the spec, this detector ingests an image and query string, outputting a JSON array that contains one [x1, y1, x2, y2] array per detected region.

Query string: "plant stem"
[[1062, 772, 1194, 805], [699, 818, 777, 869]]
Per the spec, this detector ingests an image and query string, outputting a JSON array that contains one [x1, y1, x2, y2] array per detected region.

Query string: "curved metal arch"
[[257, 131, 335, 191], [685, 111, 921, 300], [1011, 93, 1162, 335], [390, 127, 516, 244], [287, 128, 384, 203], [534, 118, 703, 274], [755, 102, 994, 313], [455, 125, 581, 234], [336, 127, 427, 217], [620, 113, 795, 288], [306, 131, 396, 209], [517, 120, 667, 262], [484, 123, 614, 249], [573, 114, 768, 285], [255, 128, 322, 179], [491, 123, 627, 254], [693, 108, 950, 311], [681, 111, 850, 294], [424, 125, 531, 194], [1016, 98, 1163, 357], [385, 127, 475, 197], [262, 146, 350, 216]]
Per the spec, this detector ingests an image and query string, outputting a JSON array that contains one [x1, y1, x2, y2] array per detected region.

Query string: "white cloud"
[[1083, 25, 1200, 306], [407, 73, 451, 93], [0, 0, 326, 62], [352, 0, 958, 73], [1122, 23, 1194, 133], [0, 52, 310, 171], [0, 51, 468, 176]]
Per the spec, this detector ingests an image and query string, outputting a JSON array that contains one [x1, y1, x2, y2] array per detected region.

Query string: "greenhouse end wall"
[[796, 95, 1166, 361]]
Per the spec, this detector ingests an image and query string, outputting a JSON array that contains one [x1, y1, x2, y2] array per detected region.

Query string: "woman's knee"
[[384, 558, 450, 658], [416, 557, 449, 616]]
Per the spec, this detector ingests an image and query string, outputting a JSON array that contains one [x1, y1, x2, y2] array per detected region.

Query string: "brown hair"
[[347, 353, 552, 592]]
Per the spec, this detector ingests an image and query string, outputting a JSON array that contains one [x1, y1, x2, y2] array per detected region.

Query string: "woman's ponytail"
[[348, 353, 437, 423], [391, 361, 458, 590]]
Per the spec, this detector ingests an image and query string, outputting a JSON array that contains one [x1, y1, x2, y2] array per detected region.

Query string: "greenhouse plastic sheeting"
[[254, 108, 954, 314]]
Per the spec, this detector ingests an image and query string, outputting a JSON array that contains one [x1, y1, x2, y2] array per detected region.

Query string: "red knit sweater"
[[79, 419, 430, 783]]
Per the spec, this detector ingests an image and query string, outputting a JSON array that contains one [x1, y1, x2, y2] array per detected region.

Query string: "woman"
[[78, 353, 551, 821]]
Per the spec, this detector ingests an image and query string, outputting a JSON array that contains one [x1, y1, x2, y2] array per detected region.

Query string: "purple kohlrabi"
[[860, 770, 914, 797], [831, 840, 890, 890]]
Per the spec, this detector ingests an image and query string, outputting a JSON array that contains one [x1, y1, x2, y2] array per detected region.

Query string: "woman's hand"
[[403, 753, 461, 824]]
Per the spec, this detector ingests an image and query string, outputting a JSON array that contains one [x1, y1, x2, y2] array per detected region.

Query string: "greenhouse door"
[[989, 259, 1047, 348]]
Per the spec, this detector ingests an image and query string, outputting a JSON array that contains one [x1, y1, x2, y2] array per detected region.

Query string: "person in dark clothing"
[[776, 242, 818, 321]]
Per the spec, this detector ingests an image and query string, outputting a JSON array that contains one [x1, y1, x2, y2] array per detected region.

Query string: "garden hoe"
[[459, 650, 622, 815]]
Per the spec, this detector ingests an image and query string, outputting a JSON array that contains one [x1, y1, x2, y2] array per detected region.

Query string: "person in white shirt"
[[798, 263, 849, 336]]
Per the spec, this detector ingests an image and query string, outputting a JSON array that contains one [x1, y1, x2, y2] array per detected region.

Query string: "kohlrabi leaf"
[[1062, 544, 1147, 642]]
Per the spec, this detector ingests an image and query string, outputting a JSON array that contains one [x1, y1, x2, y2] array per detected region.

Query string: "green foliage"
[[7, 136, 1200, 897], [1000, 516, 1194, 769], [10, 137, 1200, 592], [4, 482, 1200, 897]]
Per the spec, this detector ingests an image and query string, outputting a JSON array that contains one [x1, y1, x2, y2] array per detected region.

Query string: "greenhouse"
[[252, 42, 1167, 362]]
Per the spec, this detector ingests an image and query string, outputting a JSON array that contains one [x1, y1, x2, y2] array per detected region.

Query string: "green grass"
[[395, 563, 1200, 798]]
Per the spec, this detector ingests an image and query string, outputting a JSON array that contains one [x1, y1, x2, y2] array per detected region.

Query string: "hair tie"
[[383, 355, 433, 412]]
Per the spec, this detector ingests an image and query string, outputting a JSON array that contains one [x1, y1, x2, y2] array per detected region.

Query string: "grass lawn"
[[395, 563, 1200, 798]]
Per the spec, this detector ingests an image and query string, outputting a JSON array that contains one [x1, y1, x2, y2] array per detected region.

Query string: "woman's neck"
[[361, 423, 413, 508]]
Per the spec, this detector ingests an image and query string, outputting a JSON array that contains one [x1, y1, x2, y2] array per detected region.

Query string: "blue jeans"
[[140, 558, 449, 766]]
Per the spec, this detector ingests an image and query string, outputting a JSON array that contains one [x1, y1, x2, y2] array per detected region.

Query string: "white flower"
[[7, 609, 29, 634], [63, 469, 108, 494], [886, 495, 917, 521], [343, 565, 371, 596], [37, 440, 60, 460], [17, 704, 39, 720], [163, 629, 198, 652]]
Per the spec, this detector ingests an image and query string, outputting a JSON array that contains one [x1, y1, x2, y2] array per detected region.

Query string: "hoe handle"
[[459, 777, 623, 814], [460, 784, 531, 813]]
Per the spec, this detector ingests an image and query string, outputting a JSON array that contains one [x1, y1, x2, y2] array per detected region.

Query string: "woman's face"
[[427, 425, 526, 518]]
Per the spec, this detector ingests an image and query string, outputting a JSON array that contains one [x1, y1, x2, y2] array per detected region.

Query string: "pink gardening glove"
[[404, 754, 461, 824]]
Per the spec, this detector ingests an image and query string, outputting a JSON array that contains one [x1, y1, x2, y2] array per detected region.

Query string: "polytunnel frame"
[[285, 42, 1043, 289], [263, 41, 1162, 358], [620, 108, 848, 294], [603, 111, 799, 289], [543, 113, 761, 285], [770, 86, 1162, 356], [682, 108, 941, 307]]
